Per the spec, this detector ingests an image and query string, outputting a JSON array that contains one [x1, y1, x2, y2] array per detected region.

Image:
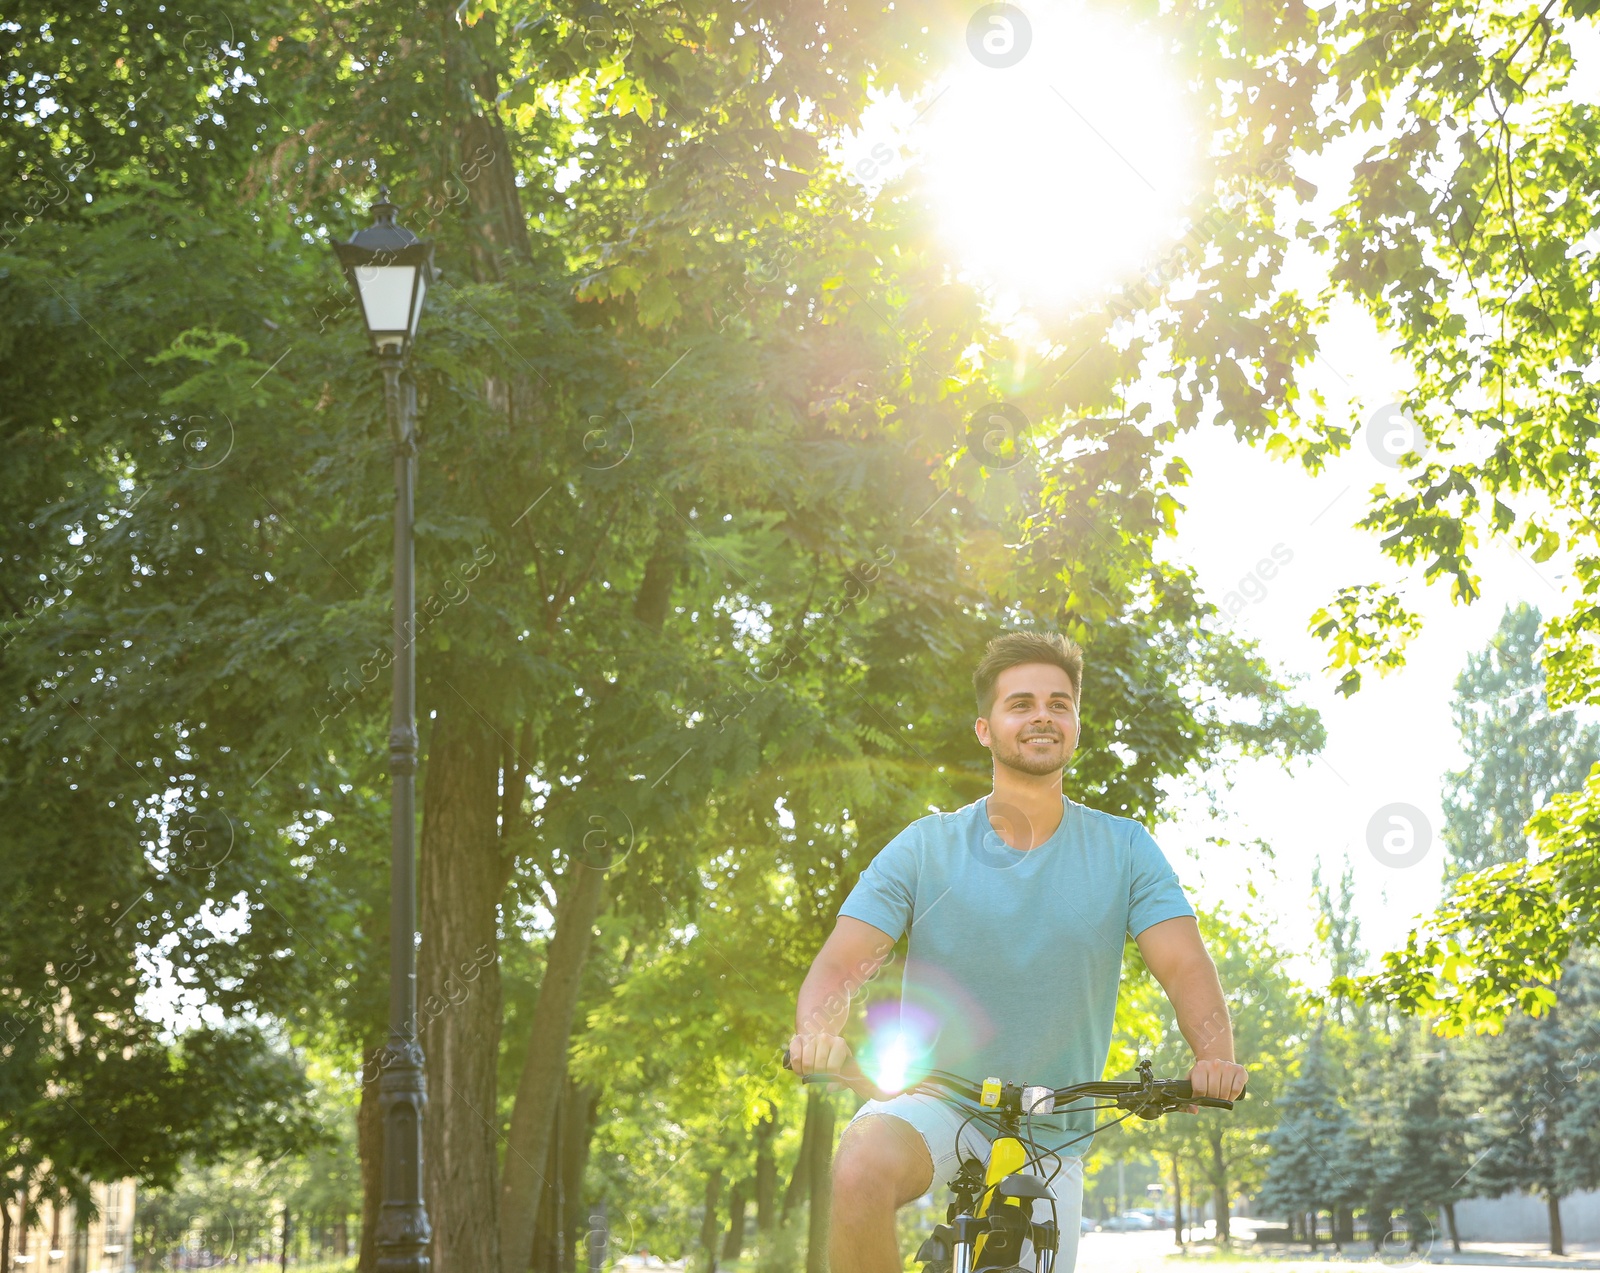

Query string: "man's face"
[[974, 662, 1080, 777]]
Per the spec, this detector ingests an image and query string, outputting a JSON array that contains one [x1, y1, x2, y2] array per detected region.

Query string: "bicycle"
[[784, 1053, 1242, 1273]]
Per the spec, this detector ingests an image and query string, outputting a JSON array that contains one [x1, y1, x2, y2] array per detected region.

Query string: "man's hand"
[[786, 1033, 889, 1101], [1138, 918, 1248, 1109], [1188, 1057, 1248, 1101], [788, 1032, 855, 1078]]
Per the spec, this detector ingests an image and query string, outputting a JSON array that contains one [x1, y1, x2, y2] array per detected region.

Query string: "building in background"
[[1455, 1190, 1600, 1245], [8, 1181, 135, 1273]]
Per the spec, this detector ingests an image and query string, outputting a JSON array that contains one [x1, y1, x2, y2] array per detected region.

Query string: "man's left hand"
[[1188, 1057, 1248, 1101]]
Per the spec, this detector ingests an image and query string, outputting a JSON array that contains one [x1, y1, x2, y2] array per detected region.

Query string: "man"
[[788, 630, 1247, 1273]]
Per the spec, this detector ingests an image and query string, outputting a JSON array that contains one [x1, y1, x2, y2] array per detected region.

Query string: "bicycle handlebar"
[[779, 1049, 1244, 1111]]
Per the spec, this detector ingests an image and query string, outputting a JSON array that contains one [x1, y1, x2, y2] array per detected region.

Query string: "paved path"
[[1075, 1230, 1600, 1273]]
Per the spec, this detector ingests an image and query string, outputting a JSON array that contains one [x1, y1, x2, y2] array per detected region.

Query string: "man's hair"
[[972, 630, 1084, 716]]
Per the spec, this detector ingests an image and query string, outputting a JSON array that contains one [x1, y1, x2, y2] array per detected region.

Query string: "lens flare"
[[860, 1003, 939, 1093], [871, 1032, 915, 1092]]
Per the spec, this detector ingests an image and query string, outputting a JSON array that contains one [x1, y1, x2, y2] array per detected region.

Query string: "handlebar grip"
[[781, 1047, 840, 1086], [1169, 1080, 1247, 1103]]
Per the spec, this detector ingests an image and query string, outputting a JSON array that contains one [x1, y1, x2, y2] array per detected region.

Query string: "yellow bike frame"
[[970, 1135, 1029, 1267]]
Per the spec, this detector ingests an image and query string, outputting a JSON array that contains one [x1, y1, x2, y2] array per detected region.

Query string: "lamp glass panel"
[[408, 267, 429, 338], [353, 264, 418, 335]]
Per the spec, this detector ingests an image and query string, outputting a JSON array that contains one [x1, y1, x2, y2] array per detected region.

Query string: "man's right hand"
[[787, 1031, 855, 1079], [788, 1032, 897, 1103]]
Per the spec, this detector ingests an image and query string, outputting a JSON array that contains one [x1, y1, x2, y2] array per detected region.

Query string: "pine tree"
[[1464, 962, 1600, 1254], [1391, 1023, 1472, 1252], [1442, 604, 1600, 880], [1352, 1025, 1407, 1253], [1260, 1027, 1367, 1248], [1554, 960, 1600, 1221]]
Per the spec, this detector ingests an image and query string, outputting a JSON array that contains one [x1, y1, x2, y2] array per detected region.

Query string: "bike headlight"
[[1022, 1085, 1055, 1115]]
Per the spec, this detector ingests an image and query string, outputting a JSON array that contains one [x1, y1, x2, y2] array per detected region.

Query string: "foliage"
[[1120, 907, 1305, 1236], [1190, 0, 1600, 1016], [1380, 1022, 1474, 1229], [1441, 605, 1600, 880], [1463, 958, 1600, 1213], [0, 0, 1344, 1249], [131, 1053, 360, 1267], [1344, 614, 1600, 1030], [1258, 1026, 1365, 1226]]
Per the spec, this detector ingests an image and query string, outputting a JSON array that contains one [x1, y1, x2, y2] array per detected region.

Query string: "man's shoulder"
[[883, 800, 985, 854], [907, 799, 986, 836], [1067, 800, 1153, 849]]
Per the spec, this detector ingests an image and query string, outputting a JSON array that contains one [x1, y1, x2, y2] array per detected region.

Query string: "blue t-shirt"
[[839, 795, 1194, 1141]]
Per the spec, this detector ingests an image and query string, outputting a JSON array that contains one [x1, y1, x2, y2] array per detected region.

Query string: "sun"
[[846, 2, 1200, 313]]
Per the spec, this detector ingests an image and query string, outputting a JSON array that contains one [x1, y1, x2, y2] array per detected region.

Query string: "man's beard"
[[992, 730, 1074, 776]]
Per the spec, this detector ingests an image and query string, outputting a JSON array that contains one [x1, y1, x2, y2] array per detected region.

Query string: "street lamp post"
[[334, 185, 436, 1273]]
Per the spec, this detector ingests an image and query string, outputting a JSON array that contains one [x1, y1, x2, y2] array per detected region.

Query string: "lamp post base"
[[376, 1038, 432, 1273], [376, 1210, 432, 1273]]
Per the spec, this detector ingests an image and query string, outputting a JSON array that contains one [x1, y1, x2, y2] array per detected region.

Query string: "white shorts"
[[847, 1092, 1084, 1273]]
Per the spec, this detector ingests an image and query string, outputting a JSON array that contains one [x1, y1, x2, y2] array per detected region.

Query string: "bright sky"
[[1159, 322, 1567, 987], [863, 1, 1588, 986]]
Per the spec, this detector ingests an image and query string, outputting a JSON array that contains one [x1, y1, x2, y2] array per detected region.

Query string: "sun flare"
[[846, 3, 1199, 312]]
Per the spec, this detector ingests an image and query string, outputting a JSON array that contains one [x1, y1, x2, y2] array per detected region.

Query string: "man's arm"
[[1135, 916, 1248, 1100], [789, 917, 895, 1096]]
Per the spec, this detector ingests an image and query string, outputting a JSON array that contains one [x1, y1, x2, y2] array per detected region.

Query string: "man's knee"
[[832, 1115, 934, 1213]]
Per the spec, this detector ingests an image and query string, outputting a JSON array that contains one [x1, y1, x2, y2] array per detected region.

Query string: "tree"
[[1461, 962, 1600, 1256], [1258, 1027, 1366, 1249], [1387, 1023, 1473, 1253], [1164, 0, 1600, 1019], [1123, 908, 1305, 1244], [0, 20, 388, 1209], [1442, 605, 1600, 880], [1358, 606, 1600, 1032], [4, 4, 1340, 1269], [1312, 860, 1363, 1021]]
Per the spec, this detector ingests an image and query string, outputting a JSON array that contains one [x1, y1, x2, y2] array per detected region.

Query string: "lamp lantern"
[[333, 185, 434, 360]]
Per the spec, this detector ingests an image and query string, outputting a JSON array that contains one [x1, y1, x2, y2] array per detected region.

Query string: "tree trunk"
[[1209, 1134, 1230, 1242], [498, 859, 607, 1273], [586, 1201, 608, 1273], [420, 705, 505, 1273], [279, 1205, 291, 1273], [530, 1079, 594, 1273], [3, 1193, 12, 1273], [754, 1112, 777, 1235], [700, 1170, 723, 1273], [1444, 1202, 1460, 1253], [532, 1107, 563, 1273], [783, 1097, 817, 1222], [1547, 1191, 1564, 1256], [1307, 1211, 1317, 1251], [722, 1181, 748, 1262], [1333, 1205, 1351, 1248], [805, 1091, 835, 1273], [560, 1085, 600, 1273], [438, 13, 533, 285], [1170, 1155, 1183, 1247], [1370, 1205, 1391, 1254], [359, 1040, 384, 1273]]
